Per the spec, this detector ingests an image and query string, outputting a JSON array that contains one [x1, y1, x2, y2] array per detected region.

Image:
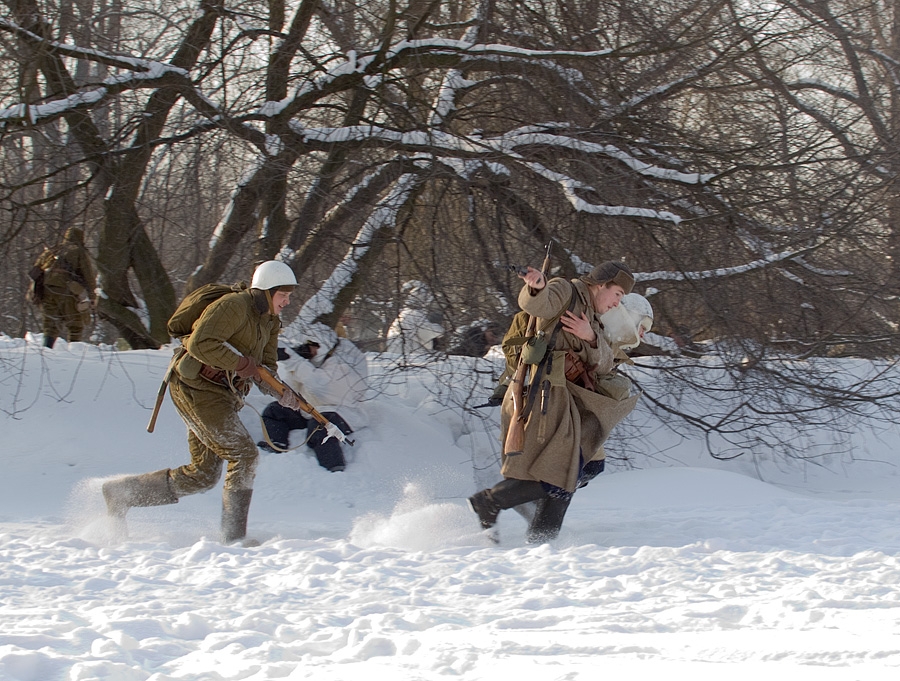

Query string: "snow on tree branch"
[[257, 36, 613, 118], [293, 171, 424, 327], [636, 244, 824, 283], [0, 18, 181, 74], [293, 124, 712, 184], [0, 71, 192, 127]]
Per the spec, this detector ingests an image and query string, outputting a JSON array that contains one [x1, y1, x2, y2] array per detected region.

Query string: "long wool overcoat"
[[500, 278, 639, 492]]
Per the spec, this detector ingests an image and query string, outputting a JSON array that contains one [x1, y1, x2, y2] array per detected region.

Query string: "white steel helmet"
[[251, 260, 297, 290], [621, 293, 653, 334], [601, 293, 653, 350]]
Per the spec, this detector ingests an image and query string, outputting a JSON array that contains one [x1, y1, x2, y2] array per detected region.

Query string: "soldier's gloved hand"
[[322, 421, 346, 444], [278, 388, 304, 411], [235, 355, 261, 380]]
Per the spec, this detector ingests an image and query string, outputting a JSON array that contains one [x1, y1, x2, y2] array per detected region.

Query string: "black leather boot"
[[467, 489, 501, 530], [468, 479, 546, 529], [526, 496, 572, 543]]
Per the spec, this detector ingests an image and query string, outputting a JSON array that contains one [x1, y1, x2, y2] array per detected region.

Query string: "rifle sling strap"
[[520, 288, 577, 421]]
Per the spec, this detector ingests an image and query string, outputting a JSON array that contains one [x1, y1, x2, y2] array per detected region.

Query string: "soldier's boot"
[[102, 469, 178, 519], [467, 489, 501, 530], [467, 479, 546, 530], [43, 335, 56, 349], [221, 488, 258, 546], [525, 496, 572, 544]]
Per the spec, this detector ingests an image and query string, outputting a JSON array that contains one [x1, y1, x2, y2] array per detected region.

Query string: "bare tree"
[[3, 0, 900, 464]]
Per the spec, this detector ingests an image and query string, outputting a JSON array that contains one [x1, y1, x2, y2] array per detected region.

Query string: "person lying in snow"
[[258, 324, 368, 472]]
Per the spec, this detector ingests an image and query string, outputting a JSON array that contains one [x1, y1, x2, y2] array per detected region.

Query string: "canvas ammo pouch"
[[520, 331, 548, 365], [564, 350, 597, 391], [504, 286, 577, 367], [176, 351, 203, 380]]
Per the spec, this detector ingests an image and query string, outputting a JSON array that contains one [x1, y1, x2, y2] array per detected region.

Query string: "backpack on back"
[[167, 282, 248, 338], [25, 249, 60, 306]]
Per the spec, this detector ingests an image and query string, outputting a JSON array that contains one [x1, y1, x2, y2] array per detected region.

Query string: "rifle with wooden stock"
[[222, 341, 354, 447], [255, 365, 355, 446], [503, 242, 553, 457]]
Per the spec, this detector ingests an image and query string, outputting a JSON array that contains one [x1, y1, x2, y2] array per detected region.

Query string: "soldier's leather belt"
[[199, 363, 229, 386], [199, 362, 252, 395]]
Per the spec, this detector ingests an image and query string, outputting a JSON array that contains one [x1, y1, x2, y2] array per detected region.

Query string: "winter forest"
[[2, 0, 900, 464]]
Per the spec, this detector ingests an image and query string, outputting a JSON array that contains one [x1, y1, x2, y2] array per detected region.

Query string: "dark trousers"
[[261, 402, 350, 471]]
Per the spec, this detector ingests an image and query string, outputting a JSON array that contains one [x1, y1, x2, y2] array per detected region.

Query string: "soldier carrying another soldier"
[[468, 260, 644, 543]]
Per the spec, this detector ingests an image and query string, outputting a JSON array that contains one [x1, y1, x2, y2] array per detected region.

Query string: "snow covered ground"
[[3, 335, 900, 680]]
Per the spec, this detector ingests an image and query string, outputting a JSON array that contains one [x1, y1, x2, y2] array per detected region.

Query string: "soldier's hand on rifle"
[[278, 387, 304, 411], [235, 355, 261, 380], [561, 310, 597, 344], [521, 266, 546, 290]]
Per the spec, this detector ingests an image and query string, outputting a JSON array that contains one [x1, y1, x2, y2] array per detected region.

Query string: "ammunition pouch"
[[176, 351, 202, 380], [564, 350, 596, 392], [199, 363, 229, 386], [520, 332, 548, 365]]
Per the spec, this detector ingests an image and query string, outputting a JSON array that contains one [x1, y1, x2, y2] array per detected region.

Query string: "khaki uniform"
[[500, 278, 639, 492], [168, 288, 281, 495], [36, 228, 95, 343]]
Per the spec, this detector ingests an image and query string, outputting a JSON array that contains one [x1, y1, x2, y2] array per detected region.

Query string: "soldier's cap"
[[581, 261, 634, 293], [64, 227, 85, 243]]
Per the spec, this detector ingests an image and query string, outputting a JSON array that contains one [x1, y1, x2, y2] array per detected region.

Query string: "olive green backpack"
[[167, 282, 248, 338]]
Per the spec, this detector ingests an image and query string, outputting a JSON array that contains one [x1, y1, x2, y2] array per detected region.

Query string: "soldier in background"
[[28, 227, 96, 348], [447, 321, 504, 358], [385, 281, 445, 354]]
